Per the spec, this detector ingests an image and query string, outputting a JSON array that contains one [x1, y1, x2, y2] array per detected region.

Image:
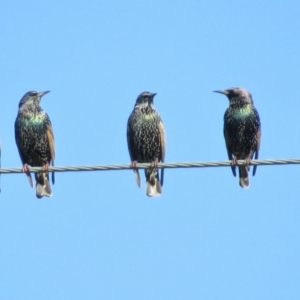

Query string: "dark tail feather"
[[238, 166, 249, 188], [35, 172, 52, 198], [145, 168, 162, 197]]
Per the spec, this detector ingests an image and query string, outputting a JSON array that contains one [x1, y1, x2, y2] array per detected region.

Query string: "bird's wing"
[[14, 119, 26, 165], [46, 120, 55, 184], [14, 118, 33, 187], [126, 120, 134, 162], [127, 117, 141, 187], [158, 120, 166, 186], [252, 109, 261, 176], [224, 125, 236, 177]]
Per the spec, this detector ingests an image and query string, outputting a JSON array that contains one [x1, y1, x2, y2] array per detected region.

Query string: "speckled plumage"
[[15, 91, 55, 198], [127, 91, 166, 196], [214, 87, 261, 188]]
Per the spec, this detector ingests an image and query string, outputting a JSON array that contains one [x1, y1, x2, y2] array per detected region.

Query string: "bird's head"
[[18, 91, 50, 109], [135, 91, 157, 108], [214, 87, 253, 104]]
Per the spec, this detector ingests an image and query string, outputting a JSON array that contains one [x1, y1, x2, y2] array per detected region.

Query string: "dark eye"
[[30, 92, 37, 96]]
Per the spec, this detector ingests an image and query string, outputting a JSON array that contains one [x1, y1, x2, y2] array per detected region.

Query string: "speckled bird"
[[127, 91, 166, 197], [214, 87, 261, 188], [15, 91, 55, 198]]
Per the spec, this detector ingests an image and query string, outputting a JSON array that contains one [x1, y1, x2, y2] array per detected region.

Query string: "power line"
[[0, 158, 299, 174]]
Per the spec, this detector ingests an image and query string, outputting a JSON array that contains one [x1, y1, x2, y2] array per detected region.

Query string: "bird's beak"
[[148, 92, 157, 104], [213, 90, 228, 95], [38, 91, 50, 97]]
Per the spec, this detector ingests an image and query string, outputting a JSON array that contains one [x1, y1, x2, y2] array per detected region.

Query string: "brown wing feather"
[[224, 128, 236, 177], [127, 122, 141, 187], [46, 124, 55, 184], [252, 126, 261, 176], [256, 127, 261, 155], [158, 121, 166, 186], [46, 124, 55, 163], [126, 126, 134, 161], [158, 121, 166, 162]]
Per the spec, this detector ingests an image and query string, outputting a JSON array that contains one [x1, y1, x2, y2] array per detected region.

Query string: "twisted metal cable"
[[0, 158, 299, 174]]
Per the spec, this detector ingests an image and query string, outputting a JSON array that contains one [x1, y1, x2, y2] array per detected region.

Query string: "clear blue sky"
[[1, 1, 300, 299]]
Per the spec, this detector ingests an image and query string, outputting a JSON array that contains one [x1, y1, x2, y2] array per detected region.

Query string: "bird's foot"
[[151, 158, 159, 169], [231, 157, 238, 166], [22, 163, 33, 187], [43, 163, 50, 173], [243, 156, 252, 170], [130, 160, 138, 170], [244, 156, 251, 166], [22, 163, 30, 173]]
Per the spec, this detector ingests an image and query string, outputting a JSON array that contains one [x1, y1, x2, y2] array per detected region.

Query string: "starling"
[[15, 91, 55, 198], [127, 91, 166, 197], [214, 87, 261, 188]]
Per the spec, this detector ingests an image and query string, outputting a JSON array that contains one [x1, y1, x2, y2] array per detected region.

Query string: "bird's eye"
[[30, 92, 37, 96]]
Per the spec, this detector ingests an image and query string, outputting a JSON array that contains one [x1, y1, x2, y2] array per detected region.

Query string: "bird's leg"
[[150, 158, 159, 169], [244, 155, 251, 170], [150, 158, 159, 175], [148, 159, 159, 185], [22, 163, 30, 173], [130, 160, 138, 170], [244, 156, 251, 165], [231, 157, 238, 166], [43, 162, 50, 173], [154, 158, 159, 168]]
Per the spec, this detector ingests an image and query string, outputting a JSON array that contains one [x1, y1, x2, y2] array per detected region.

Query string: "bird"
[[127, 91, 166, 197], [15, 91, 55, 198], [214, 87, 261, 188]]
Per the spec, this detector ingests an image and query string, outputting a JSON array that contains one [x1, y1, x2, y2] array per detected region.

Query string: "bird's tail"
[[145, 168, 162, 197], [238, 166, 249, 188], [35, 172, 52, 198]]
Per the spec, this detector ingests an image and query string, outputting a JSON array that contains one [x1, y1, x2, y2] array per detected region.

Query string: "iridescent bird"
[[15, 91, 55, 198], [214, 87, 261, 188], [127, 91, 166, 196]]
